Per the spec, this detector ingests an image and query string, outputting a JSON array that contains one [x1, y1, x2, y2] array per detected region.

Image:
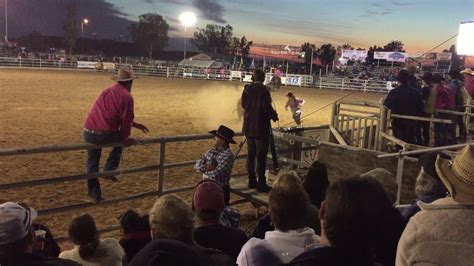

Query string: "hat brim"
[[460, 70, 473, 75], [111, 75, 138, 82], [435, 155, 474, 204], [209, 130, 237, 144]]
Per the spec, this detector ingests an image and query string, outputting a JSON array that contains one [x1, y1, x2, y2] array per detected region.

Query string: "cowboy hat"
[[209, 125, 236, 144], [460, 68, 473, 75], [435, 145, 474, 204], [111, 66, 138, 82]]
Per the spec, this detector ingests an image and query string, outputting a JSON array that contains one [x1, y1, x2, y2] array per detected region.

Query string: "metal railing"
[[0, 57, 392, 92]]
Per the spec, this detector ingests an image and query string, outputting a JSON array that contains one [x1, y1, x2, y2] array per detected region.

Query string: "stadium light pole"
[[179, 12, 196, 60], [81, 18, 89, 54], [4, 0, 8, 42], [310, 47, 314, 77]]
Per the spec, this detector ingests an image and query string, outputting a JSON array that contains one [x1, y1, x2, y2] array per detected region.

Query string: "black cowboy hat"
[[209, 125, 236, 144]]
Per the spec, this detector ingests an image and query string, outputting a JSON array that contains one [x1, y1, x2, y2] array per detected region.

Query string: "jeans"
[[83, 130, 122, 199], [392, 119, 415, 144], [246, 136, 269, 185], [434, 113, 451, 147], [453, 107, 467, 141]]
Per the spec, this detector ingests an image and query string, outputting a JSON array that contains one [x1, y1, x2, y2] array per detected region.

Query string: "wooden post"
[[331, 102, 338, 128], [158, 139, 166, 194]]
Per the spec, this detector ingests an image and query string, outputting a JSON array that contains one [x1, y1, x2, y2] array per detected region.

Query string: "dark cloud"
[[192, 0, 226, 24], [1, 0, 133, 39]]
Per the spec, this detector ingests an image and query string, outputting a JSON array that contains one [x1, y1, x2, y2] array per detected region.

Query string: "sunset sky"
[[1, 0, 473, 53]]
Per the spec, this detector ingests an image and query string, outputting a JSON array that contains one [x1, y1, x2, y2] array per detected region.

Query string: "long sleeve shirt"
[[434, 83, 455, 110], [84, 83, 134, 142], [194, 147, 234, 187], [285, 98, 305, 114], [241, 83, 278, 138]]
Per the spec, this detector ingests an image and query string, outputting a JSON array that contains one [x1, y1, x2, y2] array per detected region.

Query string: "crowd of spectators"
[[1, 143, 473, 265], [383, 67, 474, 147]]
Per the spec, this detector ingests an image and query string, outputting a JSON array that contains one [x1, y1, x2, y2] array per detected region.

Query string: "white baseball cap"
[[0, 202, 38, 245]]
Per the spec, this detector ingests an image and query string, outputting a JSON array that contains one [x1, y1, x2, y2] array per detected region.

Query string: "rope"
[[281, 90, 357, 127]]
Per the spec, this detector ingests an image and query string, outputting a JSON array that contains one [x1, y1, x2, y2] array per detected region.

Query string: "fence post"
[[157, 139, 166, 194], [395, 151, 405, 205], [377, 105, 388, 151], [341, 78, 344, 90], [166, 67, 169, 78], [39, 59, 42, 69], [19, 57, 22, 68], [331, 102, 338, 128]]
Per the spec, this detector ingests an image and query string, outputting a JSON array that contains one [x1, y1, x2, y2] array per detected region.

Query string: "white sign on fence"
[[102, 63, 116, 70], [243, 74, 253, 82], [386, 81, 397, 91], [77, 61, 96, 69], [374, 52, 407, 62], [231, 71, 242, 79], [285, 75, 302, 86], [342, 50, 368, 61]]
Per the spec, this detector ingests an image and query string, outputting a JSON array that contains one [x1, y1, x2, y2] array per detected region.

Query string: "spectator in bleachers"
[[360, 168, 397, 204], [238, 172, 320, 265], [402, 153, 448, 220], [303, 161, 329, 209], [397, 145, 474, 265], [447, 69, 467, 142], [83, 66, 149, 202], [383, 70, 423, 145], [60, 213, 125, 265], [461, 68, 474, 98], [241, 69, 279, 193], [420, 72, 436, 146], [131, 194, 234, 266], [192, 179, 248, 260], [251, 171, 321, 239], [117, 209, 151, 263], [288, 177, 402, 266], [194, 125, 237, 205], [433, 74, 455, 146], [0, 202, 78, 266]]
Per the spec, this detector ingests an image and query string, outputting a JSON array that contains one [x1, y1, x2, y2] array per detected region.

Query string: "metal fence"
[[0, 57, 392, 93]]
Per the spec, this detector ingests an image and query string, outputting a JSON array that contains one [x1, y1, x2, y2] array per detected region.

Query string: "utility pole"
[[4, 0, 8, 42]]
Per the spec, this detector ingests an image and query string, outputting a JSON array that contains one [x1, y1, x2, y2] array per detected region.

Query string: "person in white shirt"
[[237, 172, 320, 265], [59, 213, 125, 266]]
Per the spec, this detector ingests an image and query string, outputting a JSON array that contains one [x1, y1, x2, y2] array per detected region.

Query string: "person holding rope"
[[241, 69, 279, 193], [83, 66, 149, 203], [285, 92, 305, 126], [194, 125, 237, 205]]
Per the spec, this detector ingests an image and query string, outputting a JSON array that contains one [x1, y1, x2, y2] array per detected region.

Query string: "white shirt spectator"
[[59, 238, 125, 266], [237, 228, 320, 265]]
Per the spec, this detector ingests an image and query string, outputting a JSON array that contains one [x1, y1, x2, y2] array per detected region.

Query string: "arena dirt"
[[0, 69, 384, 246]]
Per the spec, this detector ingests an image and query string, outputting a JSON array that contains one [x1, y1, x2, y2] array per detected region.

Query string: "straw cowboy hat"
[[435, 145, 474, 204], [460, 68, 473, 75], [111, 66, 138, 82], [209, 125, 237, 144]]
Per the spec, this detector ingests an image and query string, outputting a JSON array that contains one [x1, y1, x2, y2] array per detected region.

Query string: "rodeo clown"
[[194, 125, 237, 205], [285, 92, 305, 126]]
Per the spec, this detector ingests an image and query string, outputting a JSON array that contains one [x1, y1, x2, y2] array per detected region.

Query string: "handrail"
[[377, 142, 473, 158]]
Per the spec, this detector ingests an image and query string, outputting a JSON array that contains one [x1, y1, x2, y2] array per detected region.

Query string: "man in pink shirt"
[[83, 66, 148, 202]]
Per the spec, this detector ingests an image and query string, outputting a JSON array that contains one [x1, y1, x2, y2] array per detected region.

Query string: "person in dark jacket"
[[383, 70, 423, 145], [447, 69, 467, 142], [241, 69, 279, 192], [118, 210, 152, 262]]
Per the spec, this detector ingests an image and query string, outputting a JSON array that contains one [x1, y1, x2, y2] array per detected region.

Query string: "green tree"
[[341, 43, 353, 50], [300, 42, 316, 66], [63, 4, 78, 57], [383, 40, 405, 52], [192, 24, 235, 54], [318, 43, 337, 65], [129, 13, 169, 59]]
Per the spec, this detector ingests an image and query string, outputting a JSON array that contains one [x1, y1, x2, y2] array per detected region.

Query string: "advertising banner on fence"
[[374, 51, 407, 62], [285, 75, 302, 86], [341, 50, 368, 61], [77, 61, 96, 69], [435, 52, 452, 61], [230, 71, 242, 79], [102, 62, 116, 70]]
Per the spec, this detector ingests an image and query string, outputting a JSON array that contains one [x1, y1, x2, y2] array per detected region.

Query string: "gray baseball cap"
[[0, 202, 38, 245]]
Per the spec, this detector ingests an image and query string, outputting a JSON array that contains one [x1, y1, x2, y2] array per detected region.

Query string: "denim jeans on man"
[[83, 130, 122, 200]]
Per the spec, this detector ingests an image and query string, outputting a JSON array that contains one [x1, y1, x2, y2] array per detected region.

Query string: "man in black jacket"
[[241, 69, 279, 192]]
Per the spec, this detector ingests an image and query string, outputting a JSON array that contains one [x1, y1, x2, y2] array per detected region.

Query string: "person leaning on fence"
[[447, 69, 467, 142], [383, 69, 423, 145], [0, 202, 79, 266], [420, 72, 436, 146], [83, 66, 149, 203], [285, 92, 305, 126], [194, 125, 237, 205], [433, 74, 455, 146], [241, 69, 279, 193]]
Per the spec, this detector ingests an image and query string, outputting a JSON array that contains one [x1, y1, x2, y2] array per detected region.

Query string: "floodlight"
[[179, 12, 197, 27], [457, 21, 474, 55]]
